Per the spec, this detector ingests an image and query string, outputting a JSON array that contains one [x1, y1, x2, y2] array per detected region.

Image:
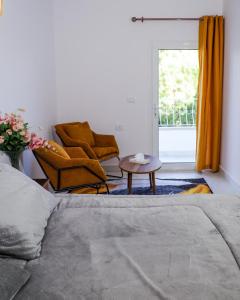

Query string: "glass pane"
[[158, 50, 199, 127]]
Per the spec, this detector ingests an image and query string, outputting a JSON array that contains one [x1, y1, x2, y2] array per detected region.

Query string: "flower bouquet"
[[0, 110, 49, 169]]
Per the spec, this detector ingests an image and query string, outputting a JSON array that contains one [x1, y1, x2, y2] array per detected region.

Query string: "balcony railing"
[[159, 99, 197, 127]]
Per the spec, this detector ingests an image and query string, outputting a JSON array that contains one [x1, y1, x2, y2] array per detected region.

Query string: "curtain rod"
[[131, 17, 201, 22]]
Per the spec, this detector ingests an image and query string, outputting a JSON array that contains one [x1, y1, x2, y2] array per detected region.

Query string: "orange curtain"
[[196, 16, 224, 172]]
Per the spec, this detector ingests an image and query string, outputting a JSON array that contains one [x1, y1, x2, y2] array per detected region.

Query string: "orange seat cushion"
[[93, 146, 118, 158], [64, 123, 95, 146], [64, 147, 89, 159], [48, 140, 70, 159]]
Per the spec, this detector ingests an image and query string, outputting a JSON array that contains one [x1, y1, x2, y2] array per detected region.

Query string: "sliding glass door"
[[153, 42, 199, 163]]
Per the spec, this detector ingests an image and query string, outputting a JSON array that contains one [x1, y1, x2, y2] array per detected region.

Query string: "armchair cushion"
[[93, 146, 118, 159], [64, 147, 89, 159], [93, 132, 119, 150], [64, 123, 95, 146]]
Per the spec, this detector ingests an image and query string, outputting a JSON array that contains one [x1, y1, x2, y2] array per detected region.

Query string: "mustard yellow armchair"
[[33, 141, 108, 193], [54, 122, 120, 162]]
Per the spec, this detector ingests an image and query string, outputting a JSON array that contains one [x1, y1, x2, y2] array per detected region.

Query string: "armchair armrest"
[[93, 132, 119, 152], [59, 158, 107, 181], [76, 159, 107, 181], [34, 149, 107, 181]]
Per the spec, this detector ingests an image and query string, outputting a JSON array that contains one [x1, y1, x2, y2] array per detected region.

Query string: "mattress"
[[15, 194, 240, 300]]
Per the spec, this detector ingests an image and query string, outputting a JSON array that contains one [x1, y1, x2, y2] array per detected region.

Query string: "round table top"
[[119, 154, 162, 174]]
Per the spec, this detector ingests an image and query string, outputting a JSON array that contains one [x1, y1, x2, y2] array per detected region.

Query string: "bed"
[[9, 193, 240, 299]]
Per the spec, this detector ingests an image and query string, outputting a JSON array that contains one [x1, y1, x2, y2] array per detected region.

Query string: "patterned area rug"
[[110, 178, 212, 195], [71, 178, 212, 195]]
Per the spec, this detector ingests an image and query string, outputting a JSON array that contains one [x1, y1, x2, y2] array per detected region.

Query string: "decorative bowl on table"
[[129, 153, 150, 165]]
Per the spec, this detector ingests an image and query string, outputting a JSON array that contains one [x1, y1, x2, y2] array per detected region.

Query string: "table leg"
[[149, 172, 153, 189], [128, 172, 132, 194], [152, 172, 156, 194]]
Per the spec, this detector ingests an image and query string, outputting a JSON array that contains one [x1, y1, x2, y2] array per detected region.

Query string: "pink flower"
[[0, 118, 8, 125], [0, 136, 4, 144], [4, 114, 12, 125], [20, 130, 26, 136], [24, 132, 31, 143], [16, 116, 24, 123], [12, 125, 19, 132], [6, 129, 12, 135], [28, 133, 47, 150], [17, 122, 24, 130]]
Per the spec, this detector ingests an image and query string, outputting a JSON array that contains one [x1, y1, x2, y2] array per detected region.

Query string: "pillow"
[[0, 163, 59, 260], [0, 259, 30, 300], [0, 151, 11, 165], [64, 122, 95, 146], [47, 140, 70, 159]]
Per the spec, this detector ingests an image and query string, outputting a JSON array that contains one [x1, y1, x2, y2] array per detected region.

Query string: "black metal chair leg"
[[106, 156, 124, 179], [105, 183, 110, 194]]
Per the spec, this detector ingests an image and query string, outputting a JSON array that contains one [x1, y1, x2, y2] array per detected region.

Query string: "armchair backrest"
[[55, 122, 95, 146], [33, 141, 70, 189]]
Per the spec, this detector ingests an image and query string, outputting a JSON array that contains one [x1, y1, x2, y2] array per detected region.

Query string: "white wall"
[[0, 0, 57, 176], [221, 0, 240, 186], [0, 0, 224, 176], [54, 0, 222, 162]]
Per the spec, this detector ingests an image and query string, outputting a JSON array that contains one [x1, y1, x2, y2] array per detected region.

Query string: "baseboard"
[[219, 165, 240, 193], [160, 162, 195, 171]]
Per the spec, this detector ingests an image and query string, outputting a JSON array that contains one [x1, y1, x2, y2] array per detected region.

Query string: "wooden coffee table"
[[119, 155, 162, 194]]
